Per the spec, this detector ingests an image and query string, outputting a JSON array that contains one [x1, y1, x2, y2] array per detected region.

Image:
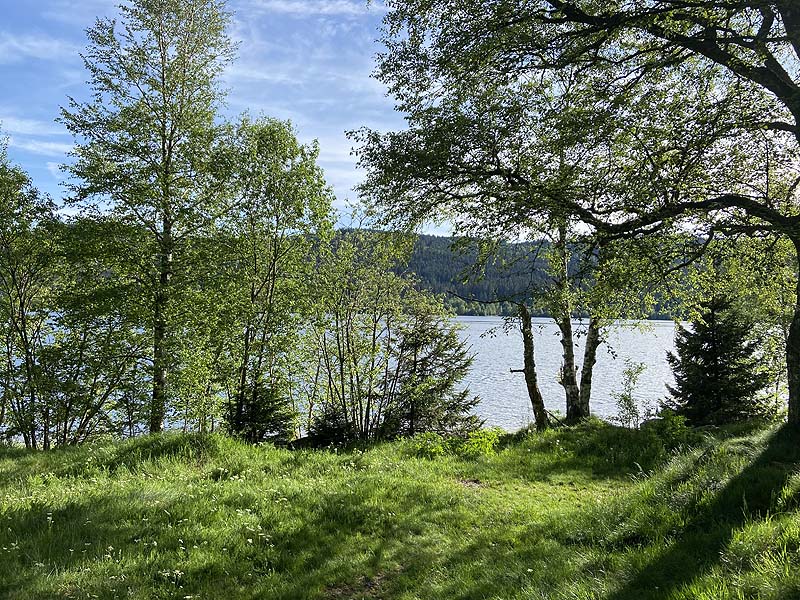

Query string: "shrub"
[[456, 427, 503, 458], [225, 385, 296, 445], [407, 432, 448, 459], [308, 403, 358, 448], [642, 409, 698, 449], [406, 428, 502, 459], [612, 360, 648, 428]]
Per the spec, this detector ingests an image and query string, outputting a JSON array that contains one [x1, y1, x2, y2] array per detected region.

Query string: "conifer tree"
[[666, 298, 769, 425]]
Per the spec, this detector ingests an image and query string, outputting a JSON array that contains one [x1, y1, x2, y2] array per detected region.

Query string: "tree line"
[[3, 0, 797, 448], [409, 234, 689, 318]]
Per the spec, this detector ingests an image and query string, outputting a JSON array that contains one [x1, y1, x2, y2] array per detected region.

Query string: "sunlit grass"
[[1, 421, 799, 599]]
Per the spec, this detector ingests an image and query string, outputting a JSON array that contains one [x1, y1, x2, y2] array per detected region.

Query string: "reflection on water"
[[456, 316, 676, 431]]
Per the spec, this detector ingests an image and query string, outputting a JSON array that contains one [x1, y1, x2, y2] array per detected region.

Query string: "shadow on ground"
[[1, 425, 798, 599], [602, 424, 800, 599]]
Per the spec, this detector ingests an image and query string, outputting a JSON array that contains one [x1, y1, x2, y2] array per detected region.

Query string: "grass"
[[1, 420, 799, 599]]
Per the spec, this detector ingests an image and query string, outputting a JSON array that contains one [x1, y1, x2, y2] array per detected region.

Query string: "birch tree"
[[61, 0, 236, 433]]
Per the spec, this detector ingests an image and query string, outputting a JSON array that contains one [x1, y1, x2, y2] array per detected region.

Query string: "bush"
[[612, 360, 648, 428], [406, 432, 449, 459], [641, 409, 699, 449], [225, 385, 296, 445], [457, 428, 503, 458], [406, 428, 502, 459], [308, 403, 358, 448], [309, 274, 481, 445]]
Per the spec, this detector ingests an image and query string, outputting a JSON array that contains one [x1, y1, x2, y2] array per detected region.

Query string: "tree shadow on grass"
[[0, 433, 222, 485], [602, 424, 800, 599], [394, 425, 800, 600], [478, 421, 695, 485], [0, 452, 453, 600], [3, 426, 796, 599], [247, 483, 449, 600]]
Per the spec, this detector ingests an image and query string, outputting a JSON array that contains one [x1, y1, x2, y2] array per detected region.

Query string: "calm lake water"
[[456, 316, 677, 431]]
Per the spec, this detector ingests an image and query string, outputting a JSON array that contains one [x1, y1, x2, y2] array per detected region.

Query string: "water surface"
[[456, 316, 676, 430]]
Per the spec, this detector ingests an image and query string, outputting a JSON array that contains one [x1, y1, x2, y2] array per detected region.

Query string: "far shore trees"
[[60, 0, 237, 434]]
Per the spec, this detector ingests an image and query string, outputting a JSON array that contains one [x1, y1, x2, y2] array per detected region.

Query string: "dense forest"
[[408, 235, 549, 316], [409, 235, 680, 318]]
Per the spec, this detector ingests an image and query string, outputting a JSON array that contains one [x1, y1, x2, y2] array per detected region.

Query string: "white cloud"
[[224, 62, 298, 85], [250, 0, 385, 16], [0, 32, 80, 64], [8, 137, 73, 156], [40, 0, 118, 26], [46, 161, 64, 179], [303, 131, 356, 161], [0, 115, 65, 136]]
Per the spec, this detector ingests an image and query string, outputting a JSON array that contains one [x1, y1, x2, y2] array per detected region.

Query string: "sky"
[[0, 0, 404, 217]]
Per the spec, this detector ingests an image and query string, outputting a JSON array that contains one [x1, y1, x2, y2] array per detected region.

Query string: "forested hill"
[[407, 234, 674, 319], [407, 234, 545, 316]]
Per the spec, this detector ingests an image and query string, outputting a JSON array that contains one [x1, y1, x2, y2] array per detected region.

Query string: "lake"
[[456, 316, 677, 431]]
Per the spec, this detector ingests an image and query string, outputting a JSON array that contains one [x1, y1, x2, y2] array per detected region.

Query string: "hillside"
[[2, 422, 799, 599], [407, 235, 548, 316], [408, 235, 675, 318]]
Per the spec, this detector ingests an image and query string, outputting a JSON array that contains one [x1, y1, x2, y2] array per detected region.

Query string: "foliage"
[[366, 0, 800, 426], [227, 385, 295, 445], [0, 149, 153, 448], [406, 427, 502, 460], [611, 360, 648, 429], [405, 431, 448, 459], [60, 0, 237, 433], [379, 297, 482, 439], [641, 409, 696, 449], [678, 236, 796, 411], [307, 402, 357, 448], [52, 218, 152, 442], [455, 427, 503, 459], [353, 11, 691, 425], [214, 116, 334, 444], [666, 297, 771, 426], [0, 142, 60, 448], [308, 229, 479, 445]]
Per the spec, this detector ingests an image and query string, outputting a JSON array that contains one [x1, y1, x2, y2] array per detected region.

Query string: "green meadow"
[[1, 421, 799, 599]]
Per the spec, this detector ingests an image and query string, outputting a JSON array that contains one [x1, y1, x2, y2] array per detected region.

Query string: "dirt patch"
[[326, 571, 389, 598], [458, 478, 484, 489]]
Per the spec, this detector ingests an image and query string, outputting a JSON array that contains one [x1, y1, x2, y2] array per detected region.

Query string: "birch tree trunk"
[[578, 316, 603, 419], [519, 304, 549, 431]]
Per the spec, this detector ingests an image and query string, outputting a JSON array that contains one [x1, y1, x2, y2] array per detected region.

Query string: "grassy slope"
[[1, 422, 799, 600]]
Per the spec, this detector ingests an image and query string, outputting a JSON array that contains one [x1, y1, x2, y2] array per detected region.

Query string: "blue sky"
[[0, 0, 403, 215]]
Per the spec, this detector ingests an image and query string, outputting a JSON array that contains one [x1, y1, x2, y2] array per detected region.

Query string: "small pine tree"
[[382, 312, 481, 438], [665, 297, 769, 425], [226, 384, 296, 445]]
